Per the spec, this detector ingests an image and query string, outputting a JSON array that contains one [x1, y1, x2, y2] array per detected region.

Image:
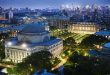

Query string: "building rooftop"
[[5, 37, 61, 49], [104, 42, 110, 49], [88, 50, 101, 56], [0, 27, 7, 32], [95, 30, 110, 36], [41, 12, 61, 17], [71, 22, 97, 25], [7, 25, 25, 31], [33, 69, 56, 75], [0, 19, 8, 24], [36, 38, 61, 46]]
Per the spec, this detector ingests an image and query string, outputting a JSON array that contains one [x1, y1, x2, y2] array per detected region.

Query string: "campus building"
[[5, 22, 63, 63], [68, 22, 102, 34]]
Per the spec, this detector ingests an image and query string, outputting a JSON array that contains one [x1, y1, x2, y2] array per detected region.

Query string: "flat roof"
[[7, 25, 25, 31], [6, 37, 62, 48], [104, 42, 110, 48], [0, 27, 7, 32], [95, 31, 110, 36]]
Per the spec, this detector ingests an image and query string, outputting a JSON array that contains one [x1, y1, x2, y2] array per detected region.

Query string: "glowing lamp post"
[[21, 43, 27, 48], [7, 42, 12, 46]]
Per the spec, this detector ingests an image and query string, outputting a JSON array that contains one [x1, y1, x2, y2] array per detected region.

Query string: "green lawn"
[[50, 29, 90, 43]]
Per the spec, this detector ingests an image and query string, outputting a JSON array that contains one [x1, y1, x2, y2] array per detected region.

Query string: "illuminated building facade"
[[47, 16, 70, 29], [68, 22, 101, 34], [5, 22, 63, 63]]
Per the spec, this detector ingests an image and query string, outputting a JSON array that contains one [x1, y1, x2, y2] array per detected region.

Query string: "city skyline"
[[0, 0, 110, 9]]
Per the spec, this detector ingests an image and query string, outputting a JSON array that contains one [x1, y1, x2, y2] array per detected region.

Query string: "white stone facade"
[[5, 23, 63, 63], [5, 39, 63, 63], [68, 22, 101, 34]]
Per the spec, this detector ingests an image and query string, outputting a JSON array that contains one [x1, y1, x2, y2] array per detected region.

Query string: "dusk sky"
[[0, 0, 110, 9]]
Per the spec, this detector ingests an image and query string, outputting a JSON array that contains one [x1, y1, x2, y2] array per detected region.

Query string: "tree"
[[64, 52, 110, 75], [63, 37, 76, 48], [50, 26, 58, 31], [0, 33, 9, 40], [79, 35, 109, 50], [15, 51, 54, 74], [0, 42, 5, 61], [0, 33, 9, 61], [53, 57, 61, 66]]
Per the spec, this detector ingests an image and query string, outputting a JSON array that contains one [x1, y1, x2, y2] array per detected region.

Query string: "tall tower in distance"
[[8, 10, 13, 23]]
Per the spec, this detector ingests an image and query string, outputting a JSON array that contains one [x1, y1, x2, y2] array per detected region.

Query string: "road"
[[51, 57, 68, 71], [0, 63, 14, 68]]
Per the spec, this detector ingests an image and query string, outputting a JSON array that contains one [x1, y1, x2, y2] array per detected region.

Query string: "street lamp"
[[21, 43, 27, 48], [7, 42, 12, 46]]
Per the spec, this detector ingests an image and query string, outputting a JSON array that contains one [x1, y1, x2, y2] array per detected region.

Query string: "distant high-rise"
[[8, 10, 13, 23]]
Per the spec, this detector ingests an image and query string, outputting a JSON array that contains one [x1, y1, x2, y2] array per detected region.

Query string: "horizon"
[[0, 0, 110, 9]]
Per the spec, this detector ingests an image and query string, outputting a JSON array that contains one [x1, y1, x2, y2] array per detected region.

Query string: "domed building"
[[5, 22, 63, 63], [18, 22, 50, 43]]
